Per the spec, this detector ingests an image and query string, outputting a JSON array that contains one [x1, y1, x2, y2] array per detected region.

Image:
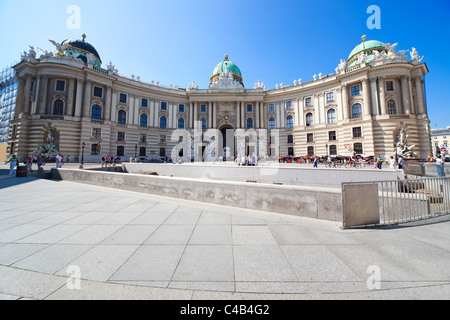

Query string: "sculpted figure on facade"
[[396, 129, 416, 158]]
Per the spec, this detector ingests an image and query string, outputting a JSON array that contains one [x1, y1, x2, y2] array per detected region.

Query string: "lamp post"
[[134, 144, 138, 162], [325, 143, 328, 157], [79, 142, 85, 169]]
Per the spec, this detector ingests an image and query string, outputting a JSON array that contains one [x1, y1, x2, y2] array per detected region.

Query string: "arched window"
[[118, 110, 127, 125], [306, 113, 314, 127], [388, 100, 397, 115], [269, 118, 276, 130], [53, 100, 64, 116], [352, 104, 362, 119], [178, 118, 185, 129], [160, 116, 167, 129], [247, 118, 253, 129], [327, 109, 336, 124], [286, 115, 293, 129], [140, 114, 148, 127], [91, 105, 102, 120], [354, 143, 363, 155], [201, 118, 207, 130]]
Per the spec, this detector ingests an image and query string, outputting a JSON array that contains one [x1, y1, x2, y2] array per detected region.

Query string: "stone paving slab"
[[0, 175, 450, 300]]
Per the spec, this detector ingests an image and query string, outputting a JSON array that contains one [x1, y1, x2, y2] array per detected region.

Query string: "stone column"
[[415, 76, 426, 115], [110, 90, 117, 122], [362, 78, 372, 117], [260, 102, 265, 128], [240, 101, 245, 128], [342, 84, 349, 120], [255, 101, 260, 128], [23, 76, 32, 115], [38, 76, 48, 115], [208, 101, 212, 128], [66, 78, 75, 116], [236, 101, 240, 128], [193, 102, 198, 129], [104, 86, 112, 121], [401, 76, 411, 115], [74, 79, 84, 118], [213, 101, 217, 128], [299, 98, 305, 126], [14, 78, 25, 116], [370, 78, 379, 115], [82, 80, 92, 118], [379, 77, 387, 115]]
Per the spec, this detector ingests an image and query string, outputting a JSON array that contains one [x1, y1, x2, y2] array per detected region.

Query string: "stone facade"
[[7, 37, 432, 163]]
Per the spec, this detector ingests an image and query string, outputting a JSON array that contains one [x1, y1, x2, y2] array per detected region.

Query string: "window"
[[179, 104, 185, 113], [269, 104, 275, 112], [159, 135, 166, 144], [307, 133, 314, 143], [56, 80, 65, 92], [161, 101, 167, 110], [305, 97, 312, 107], [92, 128, 101, 139], [306, 113, 314, 127], [139, 147, 146, 157], [388, 100, 397, 115], [160, 116, 167, 129], [329, 131, 337, 141], [327, 109, 336, 124], [352, 104, 362, 119], [201, 118, 207, 130], [139, 134, 147, 143], [141, 98, 148, 108], [93, 87, 103, 98], [353, 127, 362, 138], [329, 145, 337, 155], [119, 93, 127, 103], [286, 115, 293, 129], [386, 81, 394, 91], [288, 147, 294, 156], [91, 144, 100, 155], [53, 100, 64, 115], [178, 118, 185, 129], [117, 146, 125, 156], [247, 104, 253, 112], [117, 132, 125, 142], [326, 92, 335, 103], [159, 148, 166, 157], [91, 105, 102, 120], [354, 143, 363, 155], [351, 85, 360, 96], [269, 117, 276, 130], [201, 104, 207, 113], [140, 114, 148, 127], [118, 110, 127, 125], [247, 118, 253, 129], [287, 135, 294, 144], [286, 101, 293, 110], [307, 146, 314, 156]]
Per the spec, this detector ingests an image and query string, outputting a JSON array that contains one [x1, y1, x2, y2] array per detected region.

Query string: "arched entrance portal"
[[219, 125, 235, 160]]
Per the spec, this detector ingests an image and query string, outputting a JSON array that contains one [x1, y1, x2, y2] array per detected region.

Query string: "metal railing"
[[342, 177, 450, 228]]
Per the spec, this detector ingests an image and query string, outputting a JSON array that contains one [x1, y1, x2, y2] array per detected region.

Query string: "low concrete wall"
[[123, 163, 405, 189], [51, 168, 343, 222]]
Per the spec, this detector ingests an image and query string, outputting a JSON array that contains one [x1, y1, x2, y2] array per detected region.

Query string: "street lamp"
[[134, 144, 138, 161], [79, 142, 85, 169], [325, 143, 328, 156]]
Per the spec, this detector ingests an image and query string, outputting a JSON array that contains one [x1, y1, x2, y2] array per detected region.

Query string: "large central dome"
[[210, 55, 243, 85], [61, 34, 102, 67]]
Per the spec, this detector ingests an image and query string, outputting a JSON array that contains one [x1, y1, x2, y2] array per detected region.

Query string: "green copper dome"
[[348, 39, 385, 61], [210, 55, 243, 84]]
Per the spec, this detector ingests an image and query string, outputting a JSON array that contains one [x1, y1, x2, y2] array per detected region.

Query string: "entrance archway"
[[219, 125, 235, 160]]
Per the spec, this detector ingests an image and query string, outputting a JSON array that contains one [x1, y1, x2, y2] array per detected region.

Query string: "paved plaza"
[[0, 164, 449, 300]]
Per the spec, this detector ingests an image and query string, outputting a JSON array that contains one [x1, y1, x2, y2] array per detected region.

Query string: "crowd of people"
[[4, 153, 68, 175], [101, 155, 121, 167]]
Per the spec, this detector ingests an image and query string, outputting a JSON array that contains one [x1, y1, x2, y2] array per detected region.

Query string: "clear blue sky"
[[1, 0, 449, 128]]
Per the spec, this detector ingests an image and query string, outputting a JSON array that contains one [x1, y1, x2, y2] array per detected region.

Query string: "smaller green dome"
[[348, 39, 385, 61], [210, 55, 243, 84]]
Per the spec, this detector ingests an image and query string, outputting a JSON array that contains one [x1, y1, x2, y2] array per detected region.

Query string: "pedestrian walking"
[[26, 156, 34, 173], [37, 155, 45, 173], [435, 156, 446, 177], [376, 154, 383, 169], [398, 157, 404, 170], [56, 153, 63, 168], [389, 156, 396, 170], [6, 154, 19, 175], [313, 156, 318, 168]]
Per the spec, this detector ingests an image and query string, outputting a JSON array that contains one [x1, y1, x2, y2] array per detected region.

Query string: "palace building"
[[4, 35, 431, 162]]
